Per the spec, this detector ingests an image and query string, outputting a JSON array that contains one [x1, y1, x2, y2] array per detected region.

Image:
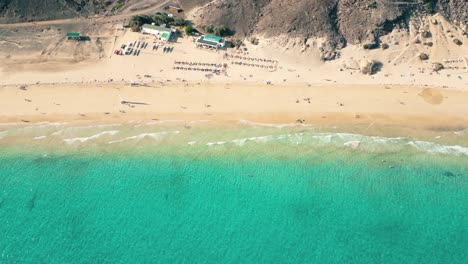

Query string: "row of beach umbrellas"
[[231, 61, 276, 69], [174, 61, 222, 68], [230, 55, 278, 63]]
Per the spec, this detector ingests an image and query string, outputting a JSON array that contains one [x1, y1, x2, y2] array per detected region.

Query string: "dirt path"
[[0, 0, 171, 29]]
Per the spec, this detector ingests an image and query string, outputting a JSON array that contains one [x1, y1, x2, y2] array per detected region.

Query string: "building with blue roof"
[[196, 35, 226, 49]]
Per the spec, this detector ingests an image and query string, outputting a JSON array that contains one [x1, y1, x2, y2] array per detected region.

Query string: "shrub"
[[381, 43, 389, 50], [361, 60, 383, 75], [424, 41, 433, 47], [363, 43, 378, 50], [419, 53, 429, 61], [173, 17, 186, 26], [151, 13, 174, 25], [184, 25, 193, 35], [250, 37, 259, 45], [453, 38, 463, 46], [199, 24, 231, 37], [213, 25, 229, 37], [129, 15, 152, 32], [424, 3, 434, 14], [433, 62, 444, 72]]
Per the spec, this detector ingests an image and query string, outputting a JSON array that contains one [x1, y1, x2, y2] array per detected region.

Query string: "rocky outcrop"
[[1, 0, 466, 58], [0, 0, 114, 23]]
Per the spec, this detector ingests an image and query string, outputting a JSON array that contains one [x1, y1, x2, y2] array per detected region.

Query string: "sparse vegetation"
[[129, 14, 187, 32], [129, 15, 152, 32], [173, 17, 187, 27], [151, 13, 186, 27], [363, 43, 378, 50], [419, 53, 429, 61], [231, 39, 244, 49], [424, 41, 433, 47], [367, 1, 377, 9], [381, 43, 389, 50], [453, 38, 463, 46], [111, 1, 125, 14], [250, 37, 259, 45], [199, 24, 232, 37], [361, 60, 382, 75], [421, 30, 431, 38], [433, 62, 444, 72], [423, 0, 437, 14]]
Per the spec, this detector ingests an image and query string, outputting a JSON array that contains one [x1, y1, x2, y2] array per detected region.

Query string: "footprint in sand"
[[419, 88, 444, 105]]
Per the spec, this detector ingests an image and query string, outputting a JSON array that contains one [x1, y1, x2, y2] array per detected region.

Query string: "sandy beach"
[[0, 14, 466, 132], [1, 82, 467, 131]]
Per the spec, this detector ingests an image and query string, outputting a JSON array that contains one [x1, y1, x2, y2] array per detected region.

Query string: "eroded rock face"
[[0, 0, 114, 23], [187, 0, 409, 45], [1, 0, 466, 59], [438, 0, 468, 26]]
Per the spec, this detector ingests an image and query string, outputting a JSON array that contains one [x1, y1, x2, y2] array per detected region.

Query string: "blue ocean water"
[[0, 123, 467, 263]]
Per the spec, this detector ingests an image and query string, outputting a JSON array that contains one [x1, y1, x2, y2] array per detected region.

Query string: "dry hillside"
[[1, 0, 466, 59]]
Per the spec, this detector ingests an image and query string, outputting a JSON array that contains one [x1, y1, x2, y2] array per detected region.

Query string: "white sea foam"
[[231, 138, 248, 146], [108, 131, 180, 144], [248, 135, 275, 143], [344, 141, 361, 149], [33, 136, 47, 140], [0, 131, 7, 139], [20, 122, 68, 131], [64, 131, 120, 144], [51, 130, 65, 136], [369, 136, 405, 144], [239, 119, 312, 128], [311, 135, 333, 144], [407, 141, 468, 156], [76, 124, 122, 129], [50, 124, 122, 135], [207, 141, 227, 147], [187, 141, 197, 146], [454, 128, 468, 136]]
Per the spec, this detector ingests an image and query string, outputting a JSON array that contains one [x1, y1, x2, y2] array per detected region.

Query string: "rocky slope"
[[185, 0, 466, 59], [0, 0, 115, 23], [187, 0, 466, 41], [1, 0, 466, 58]]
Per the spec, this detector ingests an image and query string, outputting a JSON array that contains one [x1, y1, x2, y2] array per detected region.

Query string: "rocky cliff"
[[1, 0, 466, 54], [0, 0, 114, 23]]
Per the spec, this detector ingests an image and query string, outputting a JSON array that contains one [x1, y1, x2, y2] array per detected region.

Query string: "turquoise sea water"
[[0, 122, 467, 263]]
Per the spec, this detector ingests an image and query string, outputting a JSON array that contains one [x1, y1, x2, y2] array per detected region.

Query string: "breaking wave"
[[64, 131, 120, 144], [407, 141, 468, 156], [108, 131, 180, 144]]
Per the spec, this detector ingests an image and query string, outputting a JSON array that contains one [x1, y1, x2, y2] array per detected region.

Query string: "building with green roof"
[[66, 32, 81, 40], [141, 24, 173, 41]]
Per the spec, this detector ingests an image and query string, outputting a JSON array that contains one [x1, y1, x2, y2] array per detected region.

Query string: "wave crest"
[[64, 131, 120, 144]]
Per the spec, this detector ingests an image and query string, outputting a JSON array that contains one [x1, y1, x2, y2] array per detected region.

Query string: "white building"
[[196, 35, 226, 49], [141, 24, 173, 41]]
